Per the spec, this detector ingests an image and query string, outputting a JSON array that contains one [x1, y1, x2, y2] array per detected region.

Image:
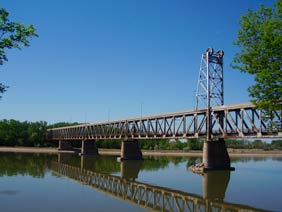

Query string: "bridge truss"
[[47, 102, 282, 140]]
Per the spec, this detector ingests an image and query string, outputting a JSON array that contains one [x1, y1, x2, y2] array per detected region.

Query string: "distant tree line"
[[96, 138, 203, 151], [0, 119, 47, 147], [0, 119, 79, 147], [95, 138, 282, 151], [0, 119, 281, 151], [225, 138, 282, 150]]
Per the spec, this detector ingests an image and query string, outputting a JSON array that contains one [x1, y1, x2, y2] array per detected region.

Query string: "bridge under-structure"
[[47, 102, 282, 169], [49, 159, 268, 212]]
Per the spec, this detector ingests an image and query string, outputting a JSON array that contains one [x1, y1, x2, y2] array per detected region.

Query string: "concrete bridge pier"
[[80, 140, 99, 156], [58, 140, 73, 151], [118, 140, 143, 161], [203, 139, 234, 171]]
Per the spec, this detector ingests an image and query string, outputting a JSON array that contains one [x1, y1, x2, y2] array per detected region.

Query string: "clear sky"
[[0, 0, 276, 124]]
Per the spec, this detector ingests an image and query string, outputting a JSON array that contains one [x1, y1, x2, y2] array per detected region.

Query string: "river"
[[0, 153, 281, 211]]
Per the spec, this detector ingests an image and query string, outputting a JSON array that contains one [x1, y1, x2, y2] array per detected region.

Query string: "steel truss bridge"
[[50, 161, 267, 212], [47, 102, 282, 141]]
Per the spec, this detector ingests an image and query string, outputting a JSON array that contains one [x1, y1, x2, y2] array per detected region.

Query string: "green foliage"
[[187, 138, 203, 150], [96, 139, 121, 149], [96, 139, 199, 151], [231, 0, 282, 111], [140, 139, 169, 150], [271, 139, 282, 149], [0, 8, 38, 97], [225, 139, 252, 149], [138, 139, 203, 151], [226, 138, 274, 150], [0, 119, 47, 147], [47, 122, 81, 129]]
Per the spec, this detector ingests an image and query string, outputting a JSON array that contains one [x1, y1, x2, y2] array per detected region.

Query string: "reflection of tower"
[[120, 160, 142, 181], [202, 171, 230, 201]]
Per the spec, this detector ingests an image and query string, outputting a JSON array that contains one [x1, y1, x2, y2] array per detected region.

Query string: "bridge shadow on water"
[[50, 154, 268, 212]]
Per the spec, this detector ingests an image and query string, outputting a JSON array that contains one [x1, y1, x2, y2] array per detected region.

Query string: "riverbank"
[[0, 147, 282, 157]]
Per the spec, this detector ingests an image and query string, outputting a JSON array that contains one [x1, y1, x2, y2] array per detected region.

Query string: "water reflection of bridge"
[[50, 157, 267, 212]]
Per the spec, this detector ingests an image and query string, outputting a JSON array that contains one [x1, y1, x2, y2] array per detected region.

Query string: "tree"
[[231, 0, 282, 111], [271, 139, 282, 149], [0, 8, 38, 97]]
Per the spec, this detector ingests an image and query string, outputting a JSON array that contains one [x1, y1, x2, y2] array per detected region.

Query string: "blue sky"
[[0, 0, 276, 124]]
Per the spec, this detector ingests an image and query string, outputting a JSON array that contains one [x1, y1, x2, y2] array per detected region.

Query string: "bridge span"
[[47, 48, 281, 171], [47, 102, 281, 141]]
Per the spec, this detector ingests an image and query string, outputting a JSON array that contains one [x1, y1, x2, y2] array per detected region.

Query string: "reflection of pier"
[[50, 161, 267, 212]]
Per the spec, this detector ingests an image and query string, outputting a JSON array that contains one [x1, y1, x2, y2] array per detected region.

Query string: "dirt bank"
[[0, 147, 281, 157]]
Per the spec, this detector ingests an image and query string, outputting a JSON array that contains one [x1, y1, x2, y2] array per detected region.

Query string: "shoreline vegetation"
[[0, 147, 282, 157]]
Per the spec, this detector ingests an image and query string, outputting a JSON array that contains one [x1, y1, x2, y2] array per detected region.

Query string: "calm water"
[[0, 153, 281, 212]]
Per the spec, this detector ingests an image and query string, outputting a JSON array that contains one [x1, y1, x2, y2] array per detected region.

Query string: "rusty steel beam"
[[47, 102, 282, 140]]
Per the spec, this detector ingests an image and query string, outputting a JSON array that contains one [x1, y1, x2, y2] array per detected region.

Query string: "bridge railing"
[[47, 102, 282, 140]]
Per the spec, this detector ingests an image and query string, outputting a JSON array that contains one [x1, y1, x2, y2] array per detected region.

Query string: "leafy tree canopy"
[[231, 0, 282, 111], [0, 8, 38, 97]]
